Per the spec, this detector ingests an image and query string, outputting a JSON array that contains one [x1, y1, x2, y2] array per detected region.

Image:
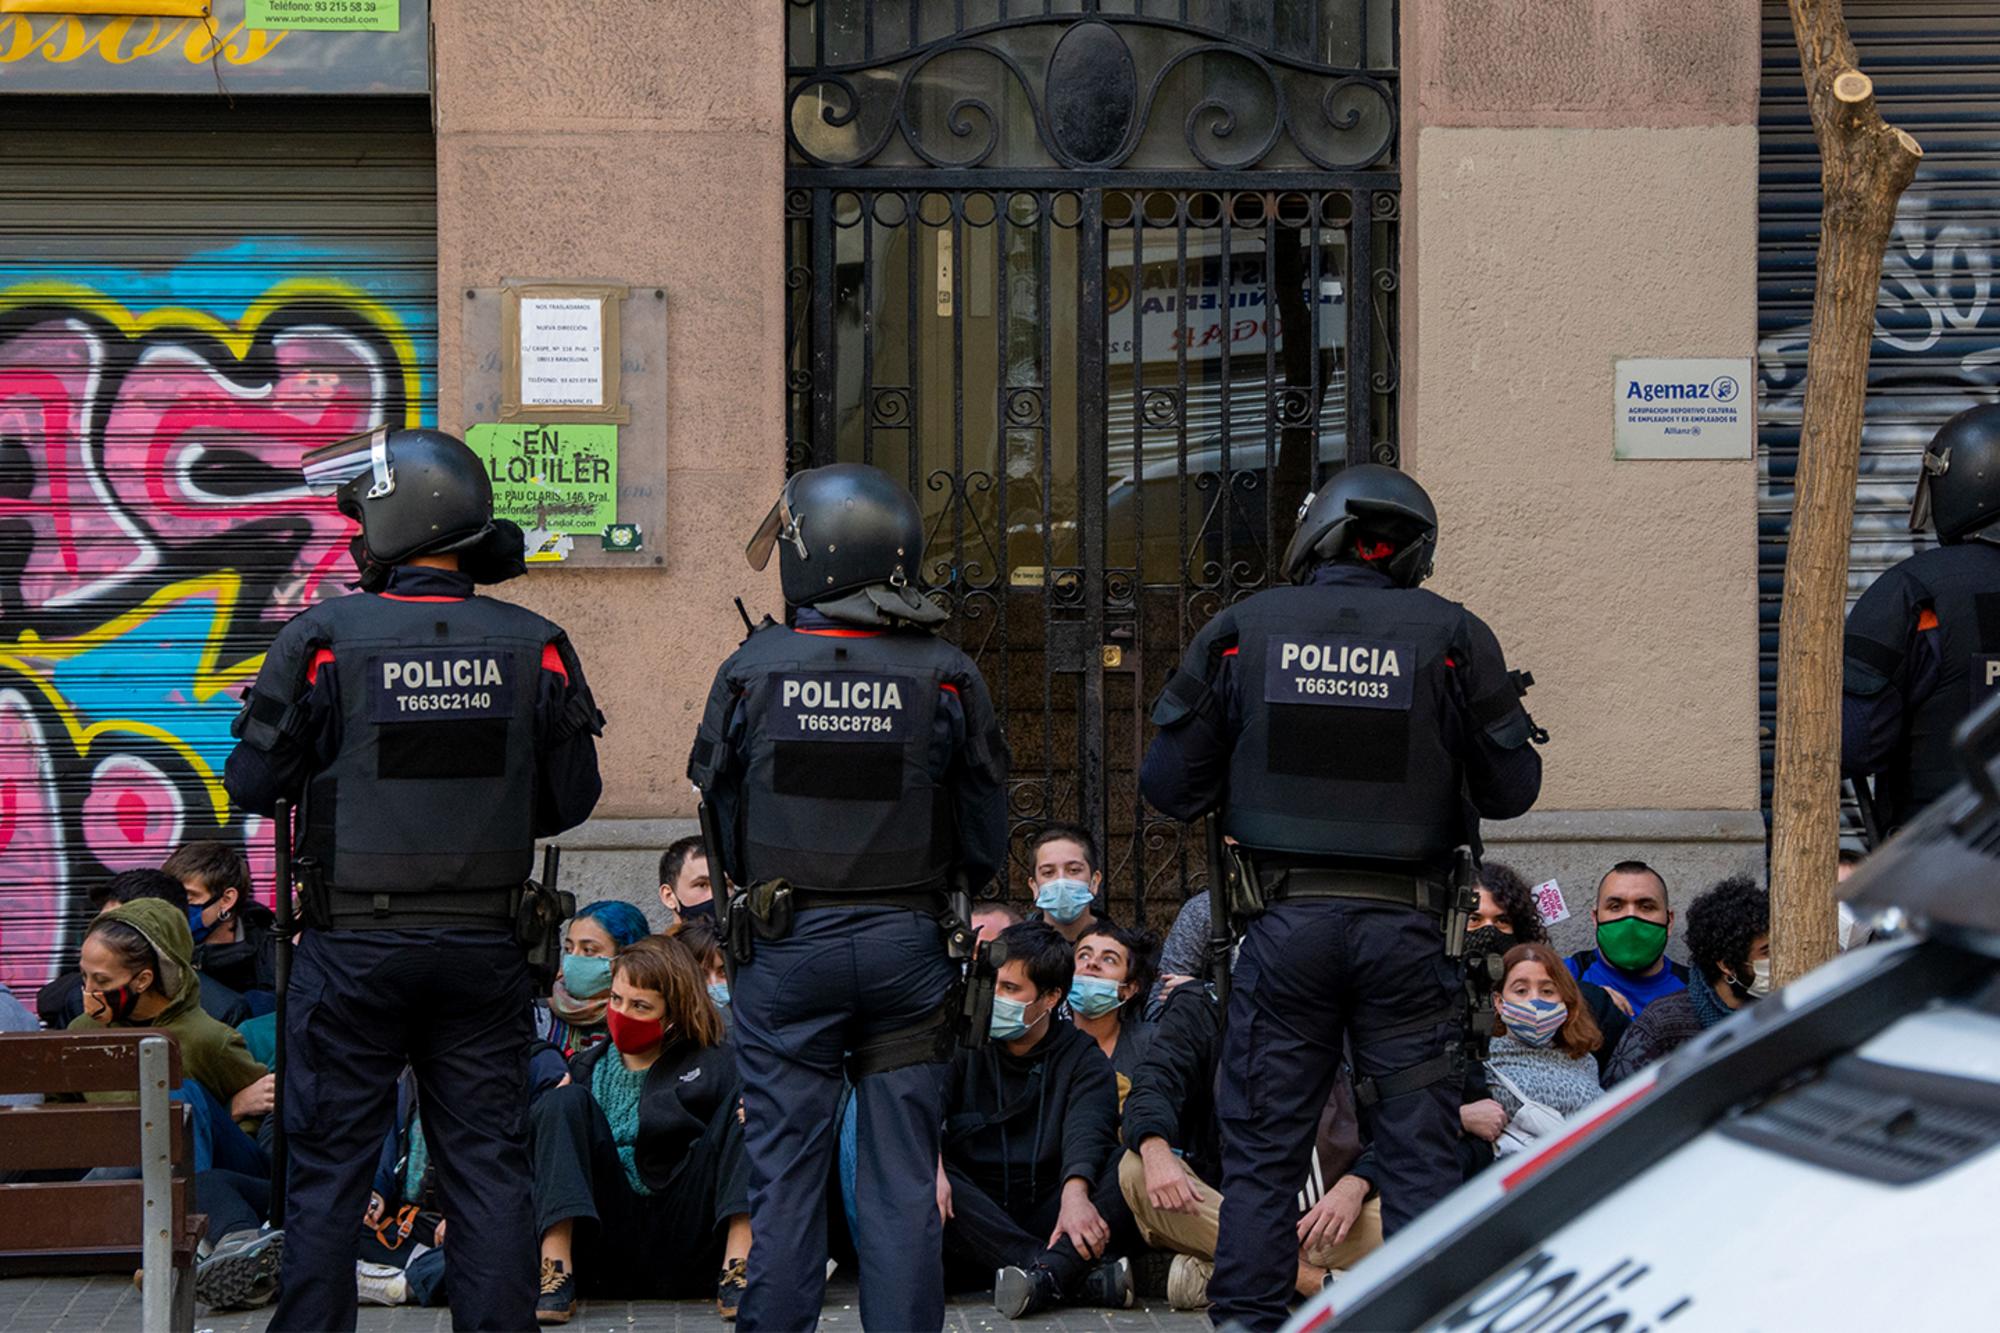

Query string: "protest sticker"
[[1532, 879, 1571, 927]]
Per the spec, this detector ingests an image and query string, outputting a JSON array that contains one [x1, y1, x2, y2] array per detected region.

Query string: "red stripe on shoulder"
[[540, 642, 568, 680], [1918, 608, 1940, 632], [378, 593, 465, 603], [306, 648, 335, 685], [796, 627, 881, 638], [940, 682, 960, 695], [1221, 646, 1239, 657]]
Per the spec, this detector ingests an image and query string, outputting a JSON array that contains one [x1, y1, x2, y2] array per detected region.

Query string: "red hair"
[[1499, 942, 1602, 1059]]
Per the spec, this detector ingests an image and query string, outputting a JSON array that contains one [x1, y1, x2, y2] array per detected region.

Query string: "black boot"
[[1078, 1255, 1135, 1309], [993, 1263, 1062, 1319]]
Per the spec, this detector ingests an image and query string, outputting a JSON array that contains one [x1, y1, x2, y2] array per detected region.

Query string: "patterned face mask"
[[1498, 996, 1568, 1047]]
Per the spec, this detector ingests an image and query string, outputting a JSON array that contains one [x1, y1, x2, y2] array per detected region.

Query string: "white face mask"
[[1745, 957, 1773, 1000]]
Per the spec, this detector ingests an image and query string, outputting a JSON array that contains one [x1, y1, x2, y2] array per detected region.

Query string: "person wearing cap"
[[1845, 403, 2000, 836], [1139, 465, 1544, 1333], [224, 428, 605, 1330], [687, 463, 1008, 1331]]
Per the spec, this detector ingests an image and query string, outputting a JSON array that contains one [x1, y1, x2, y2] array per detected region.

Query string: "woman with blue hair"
[[539, 899, 652, 1058]]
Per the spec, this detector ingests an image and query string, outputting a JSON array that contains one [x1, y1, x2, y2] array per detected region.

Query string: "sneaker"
[[194, 1228, 285, 1312], [536, 1257, 576, 1325], [993, 1263, 1061, 1320], [357, 1261, 409, 1307], [1079, 1255, 1135, 1310], [1167, 1253, 1214, 1311], [1131, 1248, 1176, 1299], [715, 1256, 747, 1321]]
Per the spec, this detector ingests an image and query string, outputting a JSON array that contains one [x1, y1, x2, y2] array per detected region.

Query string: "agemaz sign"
[[1613, 357, 1754, 461]]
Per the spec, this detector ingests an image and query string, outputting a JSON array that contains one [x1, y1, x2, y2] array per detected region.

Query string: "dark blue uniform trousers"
[[1211, 901, 1462, 1332], [732, 906, 957, 1332], [269, 928, 534, 1333]]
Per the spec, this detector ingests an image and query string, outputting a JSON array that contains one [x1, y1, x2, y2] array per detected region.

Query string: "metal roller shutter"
[[1759, 5, 2000, 822], [0, 97, 436, 996]]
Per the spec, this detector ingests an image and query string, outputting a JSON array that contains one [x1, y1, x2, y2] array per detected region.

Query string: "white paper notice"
[[1531, 879, 1571, 927], [519, 297, 605, 407]]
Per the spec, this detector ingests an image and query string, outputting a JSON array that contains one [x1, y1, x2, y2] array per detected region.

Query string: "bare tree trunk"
[[1771, 0, 1922, 984]]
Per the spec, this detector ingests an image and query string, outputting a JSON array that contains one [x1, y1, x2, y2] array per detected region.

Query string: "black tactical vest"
[[1223, 584, 1470, 873], [1848, 543, 2000, 825], [276, 591, 553, 895], [729, 623, 961, 893]]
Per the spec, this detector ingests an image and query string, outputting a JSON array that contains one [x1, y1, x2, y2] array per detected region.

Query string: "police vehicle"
[[1286, 707, 2000, 1332]]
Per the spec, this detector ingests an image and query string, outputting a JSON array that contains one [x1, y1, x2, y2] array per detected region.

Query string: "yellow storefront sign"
[[0, 13, 287, 66]]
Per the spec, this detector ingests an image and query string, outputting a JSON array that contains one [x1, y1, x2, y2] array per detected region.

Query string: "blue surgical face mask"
[[185, 903, 215, 945], [562, 952, 613, 999], [989, 994, 1038, 1041], [1034, 877, 1095, 925], [707, 980, 731, 1009], [1069, 975, 1124, 1019]]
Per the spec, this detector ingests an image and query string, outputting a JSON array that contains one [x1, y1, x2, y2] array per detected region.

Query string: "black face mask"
[[99, 983, 143, 1023], [1463, 924, 1514, 961], [347, 535, 391, 593], [676, 897, 716, 921]]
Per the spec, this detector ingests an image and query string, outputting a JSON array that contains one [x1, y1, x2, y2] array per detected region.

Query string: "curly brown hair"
[[1499, 942, 1602, 1059], [1480, 861, 1547, 943]]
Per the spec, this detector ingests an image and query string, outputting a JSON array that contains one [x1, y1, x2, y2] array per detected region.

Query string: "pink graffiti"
[[0, 321, 156, 612], [81, 754, 185, 874], [0, 689, 66, 996]]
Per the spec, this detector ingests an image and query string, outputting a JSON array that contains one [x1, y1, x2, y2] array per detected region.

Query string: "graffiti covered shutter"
[[0, 96, 436, 994], [1758, 6, 2000, 823]]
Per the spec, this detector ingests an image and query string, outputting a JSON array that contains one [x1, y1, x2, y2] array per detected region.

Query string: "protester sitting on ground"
[[1469, 862, 1632, 1071], [351, 1069, 452, 1310], [1026, 822, 1115, 946], [938, 920, 1132, 1319], [659, 835, 716, 927], [1118, 979, 1381, 1312], [1148, 890, 1212, 1017], [1071, 923, 1158, 1108], [164, 839, 277, 1012], [668, 917, 732, 1028], [1564, 861, 1689, 1015], [530, 936, 751, 1324], [1603, 877, 1770, 1087], [971, 898, 1024, 943], [539, 899, 651, 1059], [38, 870, 252, 1029], [1485, 943, 1605, 1156]]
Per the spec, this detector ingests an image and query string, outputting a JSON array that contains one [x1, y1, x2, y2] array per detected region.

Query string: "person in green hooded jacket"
[[69, 896, 273, 1149]]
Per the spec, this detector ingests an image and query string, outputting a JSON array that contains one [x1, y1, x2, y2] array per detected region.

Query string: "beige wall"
[[432, 2, 786, 823], [1404, 0, 1764, 819]]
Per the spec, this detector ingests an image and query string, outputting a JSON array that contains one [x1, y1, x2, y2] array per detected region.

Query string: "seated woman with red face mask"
[[528, 935, 752, 1325]]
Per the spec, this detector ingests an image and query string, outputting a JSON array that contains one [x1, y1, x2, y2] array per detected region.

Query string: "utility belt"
[[1222, 844, 1480, 959], [296, 861, 573, 990]]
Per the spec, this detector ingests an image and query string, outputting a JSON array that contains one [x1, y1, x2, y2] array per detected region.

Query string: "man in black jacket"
[[1119, 981, 1381, 1310], [938, 921, 1133, 1318], [164, 840, 279, 1008]]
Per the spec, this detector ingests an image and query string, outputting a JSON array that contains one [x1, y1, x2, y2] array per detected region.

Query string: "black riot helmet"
[[1912, 404, 2000, 544], [308, 427, 496, 565], [747, 463, 933, 612], [1280, 463, 1439, 587]]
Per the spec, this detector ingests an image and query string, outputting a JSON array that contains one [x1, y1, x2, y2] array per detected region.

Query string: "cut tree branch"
[[1771, 0, 1923, 985]]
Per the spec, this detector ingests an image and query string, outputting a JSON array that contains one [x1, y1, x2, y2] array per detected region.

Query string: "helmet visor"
[[745, 484, 803, 572], [303, 425, 392, 498], [1911, 448, 1948, 533]]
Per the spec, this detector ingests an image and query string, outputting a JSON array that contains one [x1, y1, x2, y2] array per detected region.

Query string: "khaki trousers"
[[1115, 1149, 1383, 1272]]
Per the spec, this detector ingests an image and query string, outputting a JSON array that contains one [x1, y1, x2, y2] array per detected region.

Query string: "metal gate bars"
[[785, 3, 1400, 924]]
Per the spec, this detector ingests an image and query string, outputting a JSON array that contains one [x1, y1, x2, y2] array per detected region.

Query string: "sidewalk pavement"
[[0, 1275, 1215, 1332]]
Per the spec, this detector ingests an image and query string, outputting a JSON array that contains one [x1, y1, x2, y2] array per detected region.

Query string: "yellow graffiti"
[[0, 14, 286, 66], [0, 573, 261, 824], [0, 278, 424, 431]]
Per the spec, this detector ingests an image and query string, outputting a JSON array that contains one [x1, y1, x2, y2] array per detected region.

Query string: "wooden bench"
[[0, 1031, 206, 1333]]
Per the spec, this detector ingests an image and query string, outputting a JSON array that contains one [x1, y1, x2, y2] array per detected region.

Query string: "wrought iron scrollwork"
[[787, 14, 1396, 174]]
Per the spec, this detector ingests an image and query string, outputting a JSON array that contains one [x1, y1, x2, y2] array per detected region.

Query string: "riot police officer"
[[688, 463, 1007, 1331], [1139, 464, 1541, 1333], [1844, 403, 2000, 836], [224, 428, 603, 1331]]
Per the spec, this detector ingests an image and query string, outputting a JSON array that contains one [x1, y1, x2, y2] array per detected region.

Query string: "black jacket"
[[195, 901, 278, 998], [943, 1018, 1118, 1211], [1120, 982, 1225, 1185], [568, 1037, 741, 1194]]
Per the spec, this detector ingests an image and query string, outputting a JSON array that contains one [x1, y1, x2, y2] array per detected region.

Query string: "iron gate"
[[785, 1, 1400, 924]]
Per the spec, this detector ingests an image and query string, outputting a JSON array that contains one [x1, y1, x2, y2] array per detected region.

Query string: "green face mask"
[[1596, 914, 1669, 972]]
